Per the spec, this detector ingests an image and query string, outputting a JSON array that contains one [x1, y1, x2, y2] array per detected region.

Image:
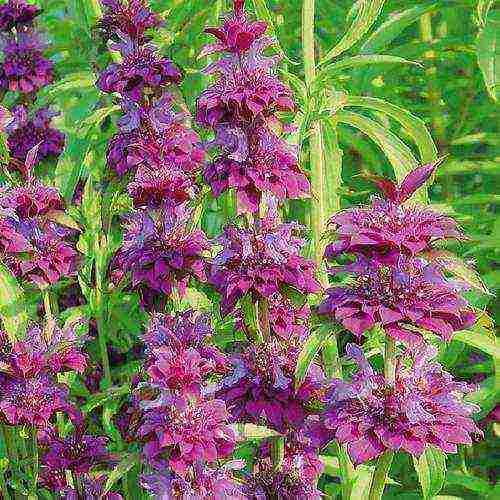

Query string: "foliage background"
[[1, 0, 499, 498]]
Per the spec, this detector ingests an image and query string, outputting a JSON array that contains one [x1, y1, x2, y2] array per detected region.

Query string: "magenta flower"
[[216, 339, 324, 433], [325, 162, 462, 259], [106, 131, 137, 176], [97, 38, 181, 101], [0, 373, 71, 426], [42, 431, 111, 474], [204, 125, 309, 213], [319, 254, 475, 344], [6, 105, 65, 169], [141, 462, 246, 500], [210, 211, 320, 316], [99, 0, 162, 44], [197, 37, 295, 128], [138, 393, 236, 477], [322, 344, 482, 464], [114, 206, 210, 300], [57, 475, 123, 499], [0, 0, 41, 32], [1, 181, 63, 217], [0, 31, 53, 93], [201, 0, 267, 56]]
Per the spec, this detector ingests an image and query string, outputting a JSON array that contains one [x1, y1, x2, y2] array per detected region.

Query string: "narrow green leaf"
[[103, 452, 138, 494], [45, 72, 95, 97], [412, 446, 446, 499], [321, 0, 386, 65], [476, 10, 500, 101], [335, 110, 423, 201], [361, 2, 439, 54], [295, 324, 336, 390], [251, 0, 298, 65], [234, 423, 279, 440], [79, 105, 120, 131], [344, 95, 438, 165], [0, 264, 28, 343], [318, 54, 420, 82], [454, 331, 500, 359]]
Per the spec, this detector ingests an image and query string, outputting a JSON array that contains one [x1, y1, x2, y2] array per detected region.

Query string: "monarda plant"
[[0, 0, 495, 498]]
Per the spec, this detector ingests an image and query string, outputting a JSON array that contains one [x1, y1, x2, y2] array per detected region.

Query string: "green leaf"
[[318, 54, 420, 82], [103, 452, 138, 494], [295, 324, 336, 390], [78, 105, 121, 132], [44, 71, 95, 97], [321, 0, 386, 65], [251, 0, 298, 65], [234, 423, 279, 440], [335, 110, 422, 200], [361, 3, 439, 54], [476, 10, 500, 101], [446, 471, 492, 496], [412, 447, 447, 499], [454, 331, 500, 359], [344, 96, 438, 165], [0, 264, 28, 343]]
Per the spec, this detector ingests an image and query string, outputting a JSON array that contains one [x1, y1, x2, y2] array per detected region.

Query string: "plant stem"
[[42, 288, 53, 324], [368, 450, 394, 500], [368, 335, 397, 499], [302, 0, 327, 269], [95, 255, 112, 388], [30, 427, 38, 496]]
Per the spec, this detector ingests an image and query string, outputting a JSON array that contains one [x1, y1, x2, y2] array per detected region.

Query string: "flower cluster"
[[210, 208, 320, 317], [320, 162, 476, 344], [318, 162, 481, 465], [197, 0, 309, 213], [0, 0, 64, 170], [0, 182, 79, 287], [322, 344, 482, 464], [113, 205, 210, 304], [135, 310, 244, 494], [0, 322, 86, 428]]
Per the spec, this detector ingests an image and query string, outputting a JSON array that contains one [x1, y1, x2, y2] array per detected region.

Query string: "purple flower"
[[0, 372, 71, 426], [322, 343, 482, 464], [106, 131, 137, 176], [99, 0, 162, 44], [127, 165, 195, 209], [42, 431, 111, 474], [325, 164, 462, 259], [210, 211, 320, 316], [201, 0, 267, 56], [6, 105, 65, 169], [204, 125, 310, 213], [137, 392, 237, 477], [114, 206, 210, 301], [0, 31, 53, 93], [318, 254, 475, 344], [196, 38, 294, 128], [141, 462, 246, 499], [57, 474, 123, 499], [216, 339, 324, 433], [97, 39, 181, 101], [0, 0, 41, 32]]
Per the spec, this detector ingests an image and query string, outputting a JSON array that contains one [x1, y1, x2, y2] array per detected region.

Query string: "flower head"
[[114, 206, 210, 301], [216, 339, 324, 433], [210, 211, 320, 316], [138, 392, 236, 477], [6, 105, 65, 169], [0, 0, 41, 32], [0, 31, 53, 93], [99, 0, 162, 44], [322, 344, 482, 464], [97, 38, 181, 101], [318, 254, 475, 344]]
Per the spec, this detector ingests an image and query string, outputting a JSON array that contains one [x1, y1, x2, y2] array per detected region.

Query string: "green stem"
[[30, 427, 38, 495], [368, 336, 397, 499], [302, 0, 327, 271], [0, 470, 11, 500], [368, 451, 394, 500], [42, 288, 53, 324], [271, 435, 285, 472]]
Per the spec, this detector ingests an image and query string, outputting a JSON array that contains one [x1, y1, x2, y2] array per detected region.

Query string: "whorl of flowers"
[[322, 344, 482, 464], [114, 205, 210, 301], [0, 322, 86, 428], [197, 0, 309, 213], [0, 30, 53, 93], [0, 0, 40, 32], [0, 181, 79, 286], [6, 105, 65, 168], [216, 338, 324, 433], [210, 207, 321, 317], [319, 254, 475, 345], [320, 161, 476, 344]]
